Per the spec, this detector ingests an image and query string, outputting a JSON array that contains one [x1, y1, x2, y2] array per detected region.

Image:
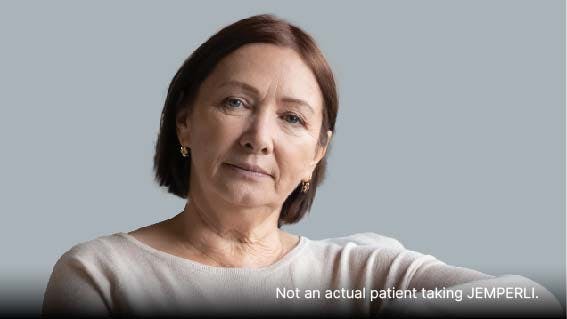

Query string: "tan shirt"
[[42, 232, 562, 317]]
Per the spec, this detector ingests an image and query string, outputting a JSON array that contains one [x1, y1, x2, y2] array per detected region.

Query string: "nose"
[[239, 109, 274, 155]]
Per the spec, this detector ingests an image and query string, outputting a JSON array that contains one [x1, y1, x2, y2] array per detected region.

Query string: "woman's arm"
[[379, 252, 563, 317], [42, 253, 110, 316]]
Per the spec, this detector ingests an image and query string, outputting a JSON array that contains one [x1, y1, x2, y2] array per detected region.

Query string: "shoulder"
[[313, 232, 406, 250], [44, 233, 131, 314], [54, 233, 131, 269]]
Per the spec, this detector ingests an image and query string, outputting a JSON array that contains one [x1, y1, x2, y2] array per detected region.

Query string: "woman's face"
[[177, 43, 331, 209]]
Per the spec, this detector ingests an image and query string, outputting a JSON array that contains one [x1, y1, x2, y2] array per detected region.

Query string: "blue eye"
[[283, 113, 302, 124], [225, 98, 244, 108]]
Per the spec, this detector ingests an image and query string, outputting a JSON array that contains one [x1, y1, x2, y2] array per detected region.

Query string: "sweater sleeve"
[[42, 252, 110, 317], [377, 251, 563, 317]]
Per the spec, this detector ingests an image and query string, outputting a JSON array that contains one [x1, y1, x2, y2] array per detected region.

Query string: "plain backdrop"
[[0, 0, 564, 314]]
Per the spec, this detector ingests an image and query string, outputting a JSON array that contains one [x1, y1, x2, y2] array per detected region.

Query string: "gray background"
[[0, 0, 564, 314]]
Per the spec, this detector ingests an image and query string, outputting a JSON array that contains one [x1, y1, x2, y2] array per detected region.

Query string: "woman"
[[42, 14, 561, 317]]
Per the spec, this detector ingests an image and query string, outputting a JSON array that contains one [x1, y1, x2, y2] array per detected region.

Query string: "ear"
[[314, 130, 333, 163], [175, 107, 192, 148]]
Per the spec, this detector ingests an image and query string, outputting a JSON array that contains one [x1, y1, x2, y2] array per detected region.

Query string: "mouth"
[[225, 163, 273, 178]]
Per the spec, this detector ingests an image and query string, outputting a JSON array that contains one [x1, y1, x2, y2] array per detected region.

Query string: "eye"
[[223, 97, 245, 108], [282, 113, 304, 125]]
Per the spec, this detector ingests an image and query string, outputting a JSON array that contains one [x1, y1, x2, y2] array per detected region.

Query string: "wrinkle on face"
[[181, 43, 327, 208]]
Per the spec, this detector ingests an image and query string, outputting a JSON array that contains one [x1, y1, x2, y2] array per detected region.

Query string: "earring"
[[300, 179, 311, 193], [180, 146, 190, 157]]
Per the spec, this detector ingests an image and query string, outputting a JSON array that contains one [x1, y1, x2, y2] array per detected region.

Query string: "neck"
[[170, 190, 294, 268]]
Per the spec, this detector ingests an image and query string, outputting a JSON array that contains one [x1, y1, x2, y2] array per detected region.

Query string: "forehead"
[[201, 43, 323, 112]]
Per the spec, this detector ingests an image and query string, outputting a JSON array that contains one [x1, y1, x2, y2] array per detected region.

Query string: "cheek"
[[276, 137, 318, 181], [191, 110, 242, 166]]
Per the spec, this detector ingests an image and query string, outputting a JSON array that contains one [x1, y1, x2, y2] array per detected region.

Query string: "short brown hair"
[[154, 14, 338, 226]]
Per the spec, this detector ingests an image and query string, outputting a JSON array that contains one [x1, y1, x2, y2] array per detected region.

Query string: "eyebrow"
[[218, 80, 260, 95], [217, 80, 315, 114]]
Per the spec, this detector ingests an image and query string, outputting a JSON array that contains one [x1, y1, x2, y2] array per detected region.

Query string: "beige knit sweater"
[[42, 232, 562, 317]]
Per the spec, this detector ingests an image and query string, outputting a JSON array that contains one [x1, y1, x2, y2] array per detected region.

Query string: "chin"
[[216, 183, 269, 207]]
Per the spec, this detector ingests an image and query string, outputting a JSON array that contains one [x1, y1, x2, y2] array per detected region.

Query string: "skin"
[[129, 43, 332, 268]]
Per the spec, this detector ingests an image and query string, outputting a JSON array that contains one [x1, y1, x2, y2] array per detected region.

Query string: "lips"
[[226, 162, 272, 178]]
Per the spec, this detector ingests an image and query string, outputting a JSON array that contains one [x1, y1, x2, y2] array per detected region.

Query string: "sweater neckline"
[[116, 232, 308, 274]]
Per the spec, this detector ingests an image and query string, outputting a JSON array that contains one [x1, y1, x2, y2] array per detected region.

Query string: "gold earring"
[[300, 179, 310, 193], [180, 146, 190, 157]]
